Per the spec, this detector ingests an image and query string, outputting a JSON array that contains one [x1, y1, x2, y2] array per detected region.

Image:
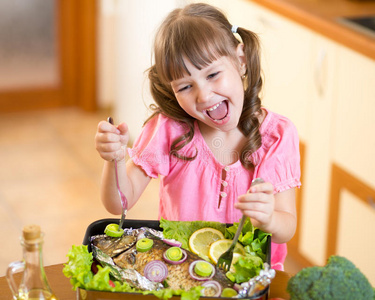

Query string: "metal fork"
[[216, 178, 265, 272], [107, 117, 128, 229]]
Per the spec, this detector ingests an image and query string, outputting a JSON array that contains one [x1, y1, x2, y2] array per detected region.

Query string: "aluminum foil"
[[92, 245, 163, 291], [235, 263, 275, 298]]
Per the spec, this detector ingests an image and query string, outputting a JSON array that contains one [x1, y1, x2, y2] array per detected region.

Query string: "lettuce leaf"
[[63, 245, 134, 293], [159, 218, 226, 250], [63, 245, 94, 289], [63, 244, 202, 299], [228, 254, 264, 283], [225, 218, 271, 262], [224, 218, 271, 283]]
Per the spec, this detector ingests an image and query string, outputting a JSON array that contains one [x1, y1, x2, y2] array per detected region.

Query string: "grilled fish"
[[92, 234, 136, 257], [91, 230, 233, 292], [114, 239, 232, 291]]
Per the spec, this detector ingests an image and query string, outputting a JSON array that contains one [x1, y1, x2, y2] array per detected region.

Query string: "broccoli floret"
[[287, 266, 323, 300], [287, 256, 374, 300]]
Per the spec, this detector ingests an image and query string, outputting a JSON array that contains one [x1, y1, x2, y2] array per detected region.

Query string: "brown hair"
[[147, 3, 263, 169]]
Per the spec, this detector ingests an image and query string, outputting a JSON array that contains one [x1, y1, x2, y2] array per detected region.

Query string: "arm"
[[95, 120, 151, 215], [235, 182, 297, 244]]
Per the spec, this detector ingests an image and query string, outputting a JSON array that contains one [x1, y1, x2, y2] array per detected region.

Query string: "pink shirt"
[[129, 109, 301, 270]]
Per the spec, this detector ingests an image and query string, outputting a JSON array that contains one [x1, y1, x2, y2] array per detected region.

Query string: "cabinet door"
[[299, 34, 337, 266], [328, 164, 375, 285], [331, 46, 375, 188]]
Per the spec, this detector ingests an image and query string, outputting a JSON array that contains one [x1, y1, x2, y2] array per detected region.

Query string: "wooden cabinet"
[[328, 46, 375, 284], [328, 164, 375, 284], [298, 34, 337, 267], [332, 45, 375, 187]]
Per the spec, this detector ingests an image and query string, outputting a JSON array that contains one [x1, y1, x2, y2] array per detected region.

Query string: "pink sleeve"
[[128, 114, 175, 178], [252, 116, 301, 193]]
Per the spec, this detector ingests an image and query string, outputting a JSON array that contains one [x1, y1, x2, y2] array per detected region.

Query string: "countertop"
[[249, 0, 375, 60], [0, 263, 292, 300]]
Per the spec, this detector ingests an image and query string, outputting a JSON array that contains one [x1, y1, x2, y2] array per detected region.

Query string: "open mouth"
[[204, 100, 229, 124]]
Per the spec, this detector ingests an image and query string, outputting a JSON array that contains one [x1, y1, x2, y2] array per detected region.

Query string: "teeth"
[[206, 101, 222, 112]]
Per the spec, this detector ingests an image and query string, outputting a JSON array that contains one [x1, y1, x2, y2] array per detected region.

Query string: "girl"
[[95, 3, 301, 271]]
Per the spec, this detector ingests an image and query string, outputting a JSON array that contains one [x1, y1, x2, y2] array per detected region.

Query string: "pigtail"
[[236, 27, 263, 169]]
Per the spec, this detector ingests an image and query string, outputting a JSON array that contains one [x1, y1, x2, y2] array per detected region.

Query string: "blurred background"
[[0, 0, 374, 286]]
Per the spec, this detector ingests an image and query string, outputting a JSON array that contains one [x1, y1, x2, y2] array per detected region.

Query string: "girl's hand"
[[235, 181, 275, 230], [95, 120, 129, 162]]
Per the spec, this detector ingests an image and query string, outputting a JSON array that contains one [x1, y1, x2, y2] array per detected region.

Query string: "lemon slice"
[[189, 228, 225, 261], [208, 239, 246, 264]]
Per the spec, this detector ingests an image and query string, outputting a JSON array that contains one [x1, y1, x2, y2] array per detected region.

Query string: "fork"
[[107, 117, 128, 229], [216, 178, 265, 272]]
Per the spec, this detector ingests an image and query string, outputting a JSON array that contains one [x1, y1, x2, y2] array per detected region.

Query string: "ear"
[[236, 43, 247, 75]]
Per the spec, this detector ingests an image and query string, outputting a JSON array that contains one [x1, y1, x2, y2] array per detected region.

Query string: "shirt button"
[[220, 192, 227, 198], [222, 181, 228, 187], [224, 166, 230, 171]]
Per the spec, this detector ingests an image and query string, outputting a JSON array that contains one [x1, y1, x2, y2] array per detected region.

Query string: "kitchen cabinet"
[[327, 164, 375, 285], [328, 46, 375, 284], [197, 0, 375, 284]]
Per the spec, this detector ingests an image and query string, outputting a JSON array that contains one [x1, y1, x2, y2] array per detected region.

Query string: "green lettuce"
[[159, 218, 226, 250], [227, 253, 264, 283], [63, 245, 202, 300], [225, 218, 271, 262], [63, 245, 134, 293]]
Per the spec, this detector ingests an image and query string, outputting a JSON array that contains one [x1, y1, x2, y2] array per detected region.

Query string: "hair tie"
[[231, 25, 238, 33]]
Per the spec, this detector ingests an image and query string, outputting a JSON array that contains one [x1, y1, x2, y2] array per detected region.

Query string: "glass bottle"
[[7, 224, 58, 300]]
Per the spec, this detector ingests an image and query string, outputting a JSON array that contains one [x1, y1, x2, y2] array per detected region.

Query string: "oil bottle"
[[6, 224, 58, 299]]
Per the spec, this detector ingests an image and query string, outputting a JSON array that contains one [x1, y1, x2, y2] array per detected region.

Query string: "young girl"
[[95, 3, 301, 271]]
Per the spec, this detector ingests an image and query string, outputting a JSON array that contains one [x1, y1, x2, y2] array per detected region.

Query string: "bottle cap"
[[23, 224, 42, 243]]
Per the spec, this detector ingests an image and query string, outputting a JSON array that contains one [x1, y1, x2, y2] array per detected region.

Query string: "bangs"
[[155, 17, 238, 84]]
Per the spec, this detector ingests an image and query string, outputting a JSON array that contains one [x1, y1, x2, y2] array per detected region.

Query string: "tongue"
[[207, 101, 228, 120]]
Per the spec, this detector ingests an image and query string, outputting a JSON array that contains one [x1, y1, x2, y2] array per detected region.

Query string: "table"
[[0, 264, 291, 299]]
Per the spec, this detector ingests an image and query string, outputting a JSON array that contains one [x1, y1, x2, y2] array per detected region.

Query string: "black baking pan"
[[78, 218, 270, 300]]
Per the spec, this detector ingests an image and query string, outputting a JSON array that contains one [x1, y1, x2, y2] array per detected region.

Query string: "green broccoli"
[[287, 256, 374, 300]]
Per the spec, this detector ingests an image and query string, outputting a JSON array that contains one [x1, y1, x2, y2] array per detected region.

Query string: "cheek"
[[175, 96, 194, 114]]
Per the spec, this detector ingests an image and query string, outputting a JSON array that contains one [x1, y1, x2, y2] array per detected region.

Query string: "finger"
[[117, 122, 129, 134], [248, 181, 273, 193], [96, 131, 122, 143], [97, 141, 123, 153], [244, 211, 268, 225], [237, 192, 269, 203], [235, 200, 268, 212], [97, 120, 121, 134]]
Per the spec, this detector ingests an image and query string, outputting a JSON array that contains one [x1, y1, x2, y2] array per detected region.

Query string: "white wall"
[[98, 0, 189, 142]]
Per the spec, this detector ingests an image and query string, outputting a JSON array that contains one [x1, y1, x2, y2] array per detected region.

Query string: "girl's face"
[[170, 45, 246, 133]]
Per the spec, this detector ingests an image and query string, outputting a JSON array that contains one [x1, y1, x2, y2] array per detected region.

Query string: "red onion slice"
[[162, 238, 182, 247], [189, 260, 215, 281], [144, 260, 168, 283], [163, 248, 188, 265], [201, 280, 222, 297]]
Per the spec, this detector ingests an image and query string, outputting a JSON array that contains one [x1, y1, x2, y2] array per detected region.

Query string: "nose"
[[196, 83, 212, 104]]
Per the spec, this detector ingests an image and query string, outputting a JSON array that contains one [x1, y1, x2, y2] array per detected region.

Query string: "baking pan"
[[78, 218, 270, 300]]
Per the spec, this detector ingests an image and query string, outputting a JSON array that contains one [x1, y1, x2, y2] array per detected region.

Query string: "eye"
[[207, 72, 219, 79], [177, 85, 191, 93]]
